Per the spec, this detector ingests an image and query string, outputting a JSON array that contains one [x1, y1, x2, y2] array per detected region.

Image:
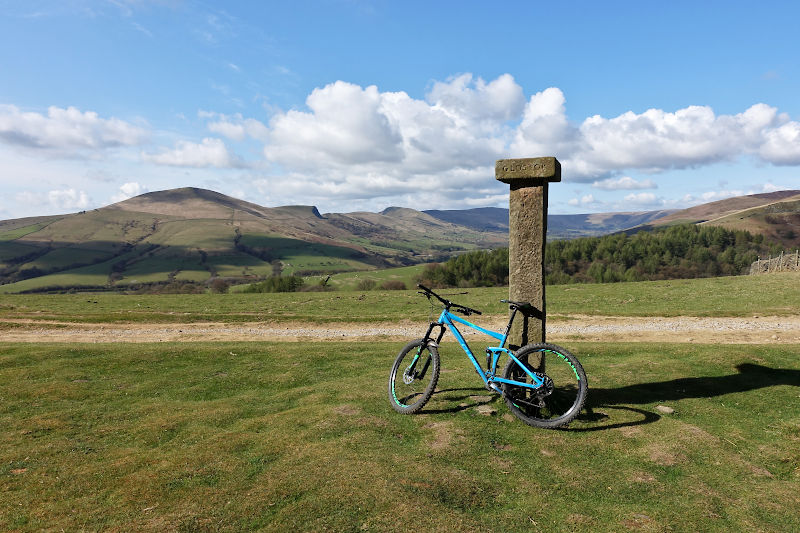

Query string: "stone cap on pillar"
[[495, 157, 561, 185]]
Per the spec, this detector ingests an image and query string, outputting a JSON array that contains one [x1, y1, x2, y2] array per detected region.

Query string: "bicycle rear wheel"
[[502, 343, 587, 429], [388, 339, 440, 414]]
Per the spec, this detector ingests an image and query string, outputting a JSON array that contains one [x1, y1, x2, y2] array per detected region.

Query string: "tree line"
[[416, 224, 783, 288]]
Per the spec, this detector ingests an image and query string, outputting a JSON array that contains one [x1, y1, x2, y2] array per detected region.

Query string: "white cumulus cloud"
[[0, 104, 147, 151], [427, 73, 525, 124], [258, 75, 527, 207], [142, 137, 239, 168], [49, 188, 90, 210], [201, 111, 269, 141], [111, 181, 148, 203], [511, 87, 580, 158], [759, 121, 800, 165], [265, 81, 404, 168], [14, 74, 794, 215], [592, 176, 657, 190], [246, 74, 800, 209], [568, 194, 597, 207], [15, 188, 91, 212], [552, 102, 797, 179], [621, 192, 663, 207]]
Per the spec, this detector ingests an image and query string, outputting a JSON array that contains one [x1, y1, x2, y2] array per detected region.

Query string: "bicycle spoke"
[[502, 344, 587, 429]]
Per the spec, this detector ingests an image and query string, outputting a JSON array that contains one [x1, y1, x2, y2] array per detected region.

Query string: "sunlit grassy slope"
[[2, 271, 799, 323]]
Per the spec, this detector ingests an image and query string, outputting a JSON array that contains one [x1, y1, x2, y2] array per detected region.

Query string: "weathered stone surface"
[[495, 157, 561, 184], [496, 157, 559, 351], [507, 182, 548, 348]]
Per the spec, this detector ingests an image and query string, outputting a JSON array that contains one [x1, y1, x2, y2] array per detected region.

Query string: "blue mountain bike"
[[388, 285, 587, 428]]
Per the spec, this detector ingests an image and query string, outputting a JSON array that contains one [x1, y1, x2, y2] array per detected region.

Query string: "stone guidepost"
[[495, 157, 561, 351]]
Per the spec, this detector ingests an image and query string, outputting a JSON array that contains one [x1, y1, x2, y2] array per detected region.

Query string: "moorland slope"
[[2, 187, 798, 293], [634, 190, 800, 248]]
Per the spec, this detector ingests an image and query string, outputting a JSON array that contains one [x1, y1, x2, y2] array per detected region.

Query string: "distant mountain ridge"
[[1, 186, 797, 293], [423, 207, 678, 239]]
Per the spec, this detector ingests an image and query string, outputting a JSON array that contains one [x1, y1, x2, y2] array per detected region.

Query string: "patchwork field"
[[1, 273, 799, 531]]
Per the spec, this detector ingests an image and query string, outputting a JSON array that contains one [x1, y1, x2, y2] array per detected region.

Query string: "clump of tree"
[[417, 224, 783, 288], [209, 278, 230, 294], [128, 281, 206, 294], [416, 248, 509, 288], [241, 275, 305, 293]]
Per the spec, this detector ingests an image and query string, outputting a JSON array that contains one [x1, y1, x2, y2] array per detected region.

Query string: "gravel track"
[[4, 315, 800, 344]]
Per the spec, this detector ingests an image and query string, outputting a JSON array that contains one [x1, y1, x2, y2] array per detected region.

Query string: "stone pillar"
[[495, 157, 561, 350]]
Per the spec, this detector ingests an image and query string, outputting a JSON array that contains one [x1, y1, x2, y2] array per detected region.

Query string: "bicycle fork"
[[406, 321, 446, 380]]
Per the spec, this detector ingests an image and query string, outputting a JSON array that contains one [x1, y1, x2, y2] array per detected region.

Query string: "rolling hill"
[[0, 188, 509, 293], [2, 187, 797, 293], [631, 189, 800, 248]]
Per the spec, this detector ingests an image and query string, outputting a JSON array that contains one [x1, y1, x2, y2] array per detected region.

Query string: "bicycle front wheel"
[[502, 343, 587, 429], [388, 339, 440, 414]]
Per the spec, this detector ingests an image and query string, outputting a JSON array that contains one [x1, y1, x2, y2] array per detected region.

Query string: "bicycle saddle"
[[501, 299, 529, 307], [501, 299, 537, 314]]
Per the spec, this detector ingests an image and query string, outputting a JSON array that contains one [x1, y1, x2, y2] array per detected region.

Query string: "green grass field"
[[0, 222, 52, 241], [325, 264, 426, 290], [1, 273, 799, 531], [1, 341, 798, 531], [1, 272, 799, 324]]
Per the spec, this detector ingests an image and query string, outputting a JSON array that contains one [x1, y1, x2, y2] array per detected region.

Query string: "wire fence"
[[749, 250, 800, 275]]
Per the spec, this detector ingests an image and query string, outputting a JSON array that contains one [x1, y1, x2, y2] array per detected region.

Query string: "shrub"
[[209, 278, 230, 294], [380, 280, 406, 290], [357, 278, 376, 291], [242, 275, 305, 293]]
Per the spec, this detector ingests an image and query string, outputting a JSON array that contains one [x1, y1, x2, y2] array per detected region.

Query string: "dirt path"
[[3, 315, 800, 344]]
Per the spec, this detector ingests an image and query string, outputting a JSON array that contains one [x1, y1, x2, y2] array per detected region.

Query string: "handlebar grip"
[[455, 305, 482, 316]]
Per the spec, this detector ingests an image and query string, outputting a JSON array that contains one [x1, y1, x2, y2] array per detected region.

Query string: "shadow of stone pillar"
[[495, 157, 561, 352]]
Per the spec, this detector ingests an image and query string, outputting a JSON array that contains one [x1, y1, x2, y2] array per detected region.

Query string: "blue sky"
[[1, 0, 799, 219]]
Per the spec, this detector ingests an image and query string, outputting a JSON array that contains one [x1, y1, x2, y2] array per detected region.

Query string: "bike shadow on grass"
[[422, 387, 502, 415], [569, 363, 800, 432]]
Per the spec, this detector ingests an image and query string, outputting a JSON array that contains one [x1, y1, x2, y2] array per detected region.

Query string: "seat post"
[[502, 306, 519, 346]]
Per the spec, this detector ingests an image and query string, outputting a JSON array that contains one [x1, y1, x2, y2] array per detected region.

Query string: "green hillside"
[[3, 187, 798, 294], [636, 190, 800, 248], [0, 188, 507, 294], [699, 198, 800, 249]]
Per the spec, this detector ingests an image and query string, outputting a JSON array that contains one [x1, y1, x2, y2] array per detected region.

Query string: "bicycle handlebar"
[[417, 284, 482, 316]]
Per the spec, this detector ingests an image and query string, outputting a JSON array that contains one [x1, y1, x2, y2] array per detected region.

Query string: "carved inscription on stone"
[[500, 161, 547, 173], [495, 157, 561, 183]]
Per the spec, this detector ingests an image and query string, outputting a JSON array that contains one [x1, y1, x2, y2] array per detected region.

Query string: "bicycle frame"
[[421, 307, 546, 393]]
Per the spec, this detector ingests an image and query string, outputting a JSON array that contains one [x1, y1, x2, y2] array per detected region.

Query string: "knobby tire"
[[388, 339, 440, 414], [502, 343, 587, 429]]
